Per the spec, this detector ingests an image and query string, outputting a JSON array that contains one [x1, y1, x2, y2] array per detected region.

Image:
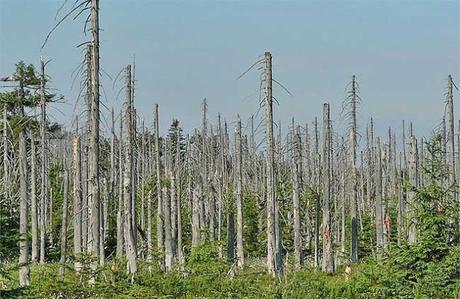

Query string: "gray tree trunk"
[[292, 122, 302, 271], [87, 0, 101, 282], [72, 127, 82, 272], [235, 114, 245, 268], [264, 52, 282, 276], [322, 103, 334, 273], [447, 75, 456, 193], [407, 135, 418, 244], [116, 113, 124, 259], [375, 138, 384, 258], [39, 56, 47, 264], [30, 136, 39, 263], [60, 167, 69, 278], [123, 65, 137, 277], [154, 104, 164, 269], [18, 100, 30, 286]]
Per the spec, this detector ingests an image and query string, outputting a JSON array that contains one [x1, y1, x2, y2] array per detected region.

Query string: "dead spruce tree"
[[344, 75, 360, 263], [322, 103, 334, 273], [292, 120, 302, 271], [72, 122, 83, 273], [87, 0, 101, 281], [263, 52, 282, 276], [116, 112, 124, 259], [235, 114, 245, 268], [30, 135, 39, 263], [154, 104, 165, 269], [123, 64, 138, 278], [60, 165, 69, 279], [407, 135, 418, 244], [447, 75, 456, 195], [39, 56, 48, 264], [375, 137, 384, 258]]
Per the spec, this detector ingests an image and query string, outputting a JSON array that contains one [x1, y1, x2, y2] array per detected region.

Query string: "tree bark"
[[18, 116, 30, 286], [123, 65, 137, 277], [60, 167, 69, 278], [30, 136, 39, 263], [235, 114, 245, 268], [322, 103, 334, 273], [72, 127, 83, 272]]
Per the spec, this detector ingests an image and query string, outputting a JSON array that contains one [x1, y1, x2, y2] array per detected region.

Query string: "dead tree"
[[18, 83, 30, 286], [123, 65, 137, 277], [292, 120, 302, 271], [235, 114, 245, 268], [264, 52, 282, 276], [116, 112, 124, 259], [87, 0, 101, 281], [154, 104, 164, 269], [375, 138, 384, 258], [447, 75, 456, 194], [39, 56, 47, 264], [322, 103, 334, 273], [72, 125, 82, 272], [60, 166, 69, 278], [30, 135, 39, 262], [407, 135, 418, 244]]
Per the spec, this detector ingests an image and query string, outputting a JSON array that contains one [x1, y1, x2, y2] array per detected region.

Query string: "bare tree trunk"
[[2, 108, 8, 204], [31, 136, 39, 263], [349, 75, 359, 263], [60, 167, 69, 278], [164, 183, 173, 271], [447, 75, 456, 195], [87, 0, 101, 282], [123, 65, 138, 278], [375, 138, 384, 258], [314, 117, 321, 268], [72, 127, 82, 272], [235, 115, 245, 268], [292, 121, 302, 271], [18, 107, 30, 286], [48, 187, 53, 248], [116, 113, 124, 259], [39, 56, 47, 264], [147, 190, 153, 269], [407, 136, 418, 244], [322, 103, 334, 273], [264, 52, 281, 276], [109, 109, 116, 241], [175, 126, 184, 266], [154, 104, 164, 269], [201, 99, 208, 243]]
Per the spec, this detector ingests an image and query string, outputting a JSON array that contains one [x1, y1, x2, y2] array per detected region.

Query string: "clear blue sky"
[[1, 0, 459, 140]]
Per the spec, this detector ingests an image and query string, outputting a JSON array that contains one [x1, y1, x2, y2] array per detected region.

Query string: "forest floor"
[[1, 254, 459, 299]]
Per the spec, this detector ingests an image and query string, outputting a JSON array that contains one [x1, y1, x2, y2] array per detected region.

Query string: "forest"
[[0, 1, 459, 298]]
